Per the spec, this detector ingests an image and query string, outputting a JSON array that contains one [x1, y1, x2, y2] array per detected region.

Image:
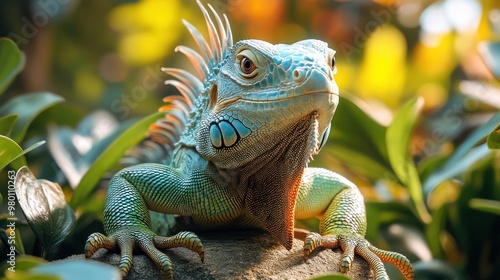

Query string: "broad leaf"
[[0, 92, 64, 143], [323, 95, 393, 179], [31, 260, 121, 280], [487, 122, 500, 149], [0, 255, 48, 279], [3, 255, 46, 272], [70, 112, 164, 208], [15, 167, 75, 258], [469, 198, 500, 215], [0, 37, 23, 94], [386, 97, 430, 223], [365, 201, 418, 242], [0, 135, 26, 171], [413, 260, 465, 280], [48, 110, 120, 188], [0, 114, 18, 136], [0, 136, 45, 171], [423, 113, 500, 194], [425, 144, 492, 186]]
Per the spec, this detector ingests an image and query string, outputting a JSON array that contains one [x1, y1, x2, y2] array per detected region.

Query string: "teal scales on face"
[[84, 1, 414, 279]]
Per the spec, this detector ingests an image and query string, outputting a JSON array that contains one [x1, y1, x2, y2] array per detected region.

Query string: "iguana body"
[[85, 2, 413, 279]]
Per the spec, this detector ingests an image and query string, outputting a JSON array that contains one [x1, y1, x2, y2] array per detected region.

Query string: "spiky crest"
[[124, 1, 233, 165]]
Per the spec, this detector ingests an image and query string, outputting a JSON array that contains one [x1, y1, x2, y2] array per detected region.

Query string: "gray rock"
[[62, 230, 370, 279]]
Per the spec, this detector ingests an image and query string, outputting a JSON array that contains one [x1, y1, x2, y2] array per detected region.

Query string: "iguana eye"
[[236, 49, 259, 78], [240, 57, 256, 75], [327, 48, 337, 71]]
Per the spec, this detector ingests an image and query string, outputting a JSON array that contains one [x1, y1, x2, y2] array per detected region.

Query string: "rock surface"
[[62, 230, 370, 279]]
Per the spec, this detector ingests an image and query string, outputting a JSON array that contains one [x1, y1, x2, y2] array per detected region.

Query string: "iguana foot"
[[85, 230, 204, 279], [303, 232, 413, 280]]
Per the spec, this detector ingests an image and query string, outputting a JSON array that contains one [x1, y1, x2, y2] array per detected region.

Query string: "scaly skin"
[[85, 2, 413, 279]]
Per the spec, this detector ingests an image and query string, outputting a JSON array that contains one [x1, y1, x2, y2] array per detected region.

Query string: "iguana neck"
[[194, 112, 319, 249]]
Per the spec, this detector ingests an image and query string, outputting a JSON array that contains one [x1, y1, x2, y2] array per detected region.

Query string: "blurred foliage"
[[1, 0, 500, 279]]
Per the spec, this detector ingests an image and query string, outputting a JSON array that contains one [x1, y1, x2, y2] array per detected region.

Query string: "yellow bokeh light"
[[416, 82, 448, 112], [413, 33, 456, 79], [108, 0, 183, 65], [334, 60, 355, 92], [356, 24, 407, 109]]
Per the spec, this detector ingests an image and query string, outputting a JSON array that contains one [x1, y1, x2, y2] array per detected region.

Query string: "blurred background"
[[0, 0, 495, 116], [1, 0, 500, 279]]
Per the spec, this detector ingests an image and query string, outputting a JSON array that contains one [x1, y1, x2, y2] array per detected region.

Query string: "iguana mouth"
[[239, 90, 338, 103], [213, 91, 337, 113]]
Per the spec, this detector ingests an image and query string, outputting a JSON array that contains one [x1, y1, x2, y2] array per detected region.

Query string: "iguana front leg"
[[296, 168, 414, 280], [84, 163, 209, 278]]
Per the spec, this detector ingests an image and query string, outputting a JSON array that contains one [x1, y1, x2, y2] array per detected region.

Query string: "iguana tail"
[[122, 1, 233, 165]]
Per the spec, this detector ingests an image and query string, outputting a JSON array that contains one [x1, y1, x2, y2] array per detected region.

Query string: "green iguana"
[[85, 2, 413, 279]]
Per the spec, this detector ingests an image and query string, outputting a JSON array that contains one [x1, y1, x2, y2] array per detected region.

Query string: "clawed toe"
[[85, 230, 205, 279], [154, 231, 205, 262], [302, 232, 413, 280], [85, 232, 117, 258], [304, 232, 338, 259]]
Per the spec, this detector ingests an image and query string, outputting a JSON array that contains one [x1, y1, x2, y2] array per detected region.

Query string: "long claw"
[[369, 245, 414, 280], [356, 245, 388, 280], [303, 232, 338, 259], [302, 232, 414, 279], [139, 241, 174, 280], [154, 231, 205, 262], [116, 236, 134, 277], [84, 232, 116, 258], [339, 236, 355, 273], [85, 230, 205, 278]]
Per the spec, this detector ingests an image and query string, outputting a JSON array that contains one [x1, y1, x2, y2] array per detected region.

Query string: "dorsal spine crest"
[[128, 1, 233, 162]]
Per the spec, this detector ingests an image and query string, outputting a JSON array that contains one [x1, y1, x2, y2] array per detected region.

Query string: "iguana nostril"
[[293, 69, 305, 82]]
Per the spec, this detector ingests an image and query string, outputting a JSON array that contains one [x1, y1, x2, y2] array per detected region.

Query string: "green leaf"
[[386, 97, 431, 223], [48, 111, 120, 188], [324, 95, 393, 179], [487, 122, 500, 149], [5, 272, 59, 280], [0, 136, 46, 171], [0, 225, 26, 255], [423, 113, 500, 194], [413, 260, 465, 280], [365, 201, 418, 242], [6, 255, 47, 272], [425, 204, 447, 258], [417, 155, 448, 183], [442, 113, 500, 169], [0, 37, 23, 94], [14, 166, 75, 258], [0, 114, 18, 136], [31, 260, 121, 280], [70, 112, 164, 208], [0, 135, 27, 171], [0, 92, 64, 143], [469, 198, 500, 215], [14, 227, 26, 255], [0, 255, 47, 278]]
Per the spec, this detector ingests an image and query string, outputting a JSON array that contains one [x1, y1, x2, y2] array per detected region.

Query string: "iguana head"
[[164, 1, 338, 250], [197, 39, 338, 167]]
